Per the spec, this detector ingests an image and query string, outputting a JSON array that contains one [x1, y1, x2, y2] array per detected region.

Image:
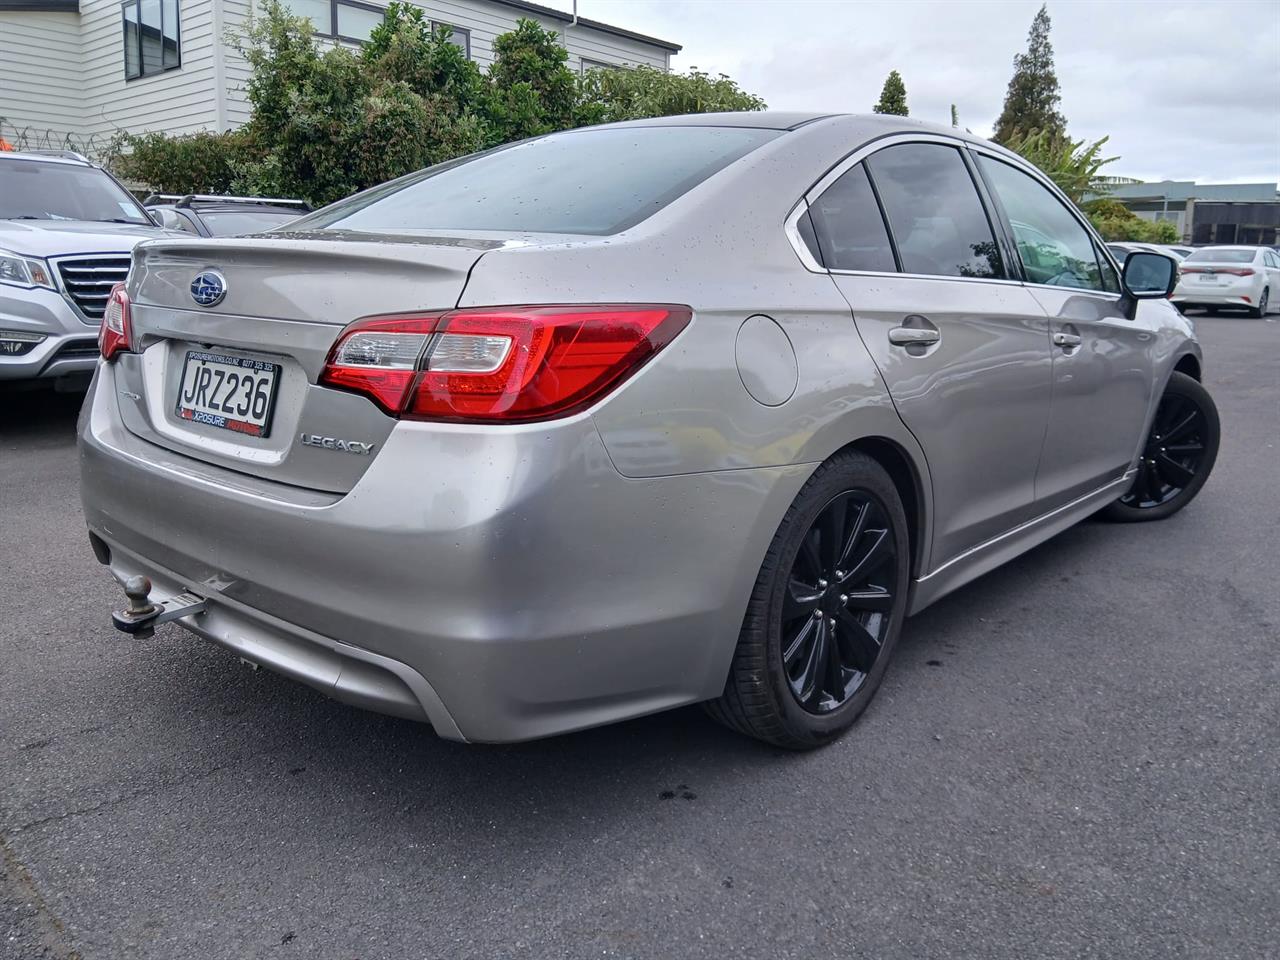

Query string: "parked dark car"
[[143, 194, 311, 237]]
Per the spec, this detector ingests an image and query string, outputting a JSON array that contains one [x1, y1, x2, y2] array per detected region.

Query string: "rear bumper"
[[80, 364, 810, 742]]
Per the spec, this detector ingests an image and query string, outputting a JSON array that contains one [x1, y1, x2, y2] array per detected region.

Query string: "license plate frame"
[[175, 350, 282, 438]]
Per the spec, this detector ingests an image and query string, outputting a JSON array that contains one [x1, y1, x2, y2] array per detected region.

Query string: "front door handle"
[[1052, 331, 1083, 347], [888, 327, 941, 347]]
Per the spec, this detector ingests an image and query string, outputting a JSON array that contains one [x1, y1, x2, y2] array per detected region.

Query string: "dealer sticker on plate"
[[175, 350, 280, 437]]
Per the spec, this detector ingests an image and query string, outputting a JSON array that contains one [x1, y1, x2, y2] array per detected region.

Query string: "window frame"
[[121, 0, 181, 81], [786, 133, 1018, 285], [800, 160, 898, 274], [430, 20, 471, 59], [331, 0, 385, 43], [787, 132, 1125, 298]]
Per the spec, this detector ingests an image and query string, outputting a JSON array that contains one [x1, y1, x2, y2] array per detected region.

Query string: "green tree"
[[873, 70, 908, 116], [1086, 198, 1179, 242], [363, 3, 485, 117], [486, 18, 576, 144], [108, 2, 765, 206], [950, 103, 959, 127], [573, 65, 765, 126], [993, 4, 1065, 144], [1004, 127, 1115, 205]]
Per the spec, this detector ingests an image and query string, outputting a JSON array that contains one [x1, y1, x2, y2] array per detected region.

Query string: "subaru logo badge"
[[190, 270, 227, 307]]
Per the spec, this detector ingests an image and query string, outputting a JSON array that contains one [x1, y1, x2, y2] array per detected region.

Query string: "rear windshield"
[[0, 158, 150, 224], [1185, 249, 1256, 263], [198, 209, 304, 236], [295, 126, 780, 236]]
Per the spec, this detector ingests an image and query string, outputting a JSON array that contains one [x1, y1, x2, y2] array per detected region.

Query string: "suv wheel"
[[706, 452, 910, 748]]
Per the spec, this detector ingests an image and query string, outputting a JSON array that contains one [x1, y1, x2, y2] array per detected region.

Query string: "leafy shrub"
[[1004, 128, 1116, 204], [109, 0, 766, 206], [573, 65, 765, 126], [106, 129, 256, 195], [486, 19, 577, 143]]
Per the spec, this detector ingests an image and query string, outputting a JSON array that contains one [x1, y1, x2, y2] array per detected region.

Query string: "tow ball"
[[111, 575, 208, 639]]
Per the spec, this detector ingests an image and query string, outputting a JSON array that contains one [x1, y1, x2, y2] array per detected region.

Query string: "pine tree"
[[992, 4, 1066, 144], [950, 103, 959, 127], [873, 70, 908, 116]]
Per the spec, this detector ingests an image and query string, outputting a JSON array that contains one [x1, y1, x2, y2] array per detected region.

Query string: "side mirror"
[[1119, 251, 1178, 319]]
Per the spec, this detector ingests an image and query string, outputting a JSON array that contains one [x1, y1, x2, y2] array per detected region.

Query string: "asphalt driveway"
[[1, 315, 1277, 960]]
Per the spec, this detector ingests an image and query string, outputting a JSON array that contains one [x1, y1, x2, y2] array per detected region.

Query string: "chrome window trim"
[[783, 199, 824, 273], [783, 130, 1131, 299]]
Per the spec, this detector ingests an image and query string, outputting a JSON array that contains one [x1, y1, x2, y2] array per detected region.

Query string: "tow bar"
[[111, 575, 208, 639]]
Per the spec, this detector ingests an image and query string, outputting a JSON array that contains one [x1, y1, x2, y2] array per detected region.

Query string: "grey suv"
[[79, 114, 1219, 748], [0, 151, 170, 386]]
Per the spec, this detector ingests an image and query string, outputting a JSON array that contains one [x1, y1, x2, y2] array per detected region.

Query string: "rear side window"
[[298, 126, 780, 236], [805, 162, 896, 272], [865, 143, 1003, 279], [976, 155, 1104, 291]]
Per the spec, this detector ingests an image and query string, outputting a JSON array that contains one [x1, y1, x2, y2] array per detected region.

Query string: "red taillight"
[[98, 283, 132, 361], [320, 305, 691, 422], [1220, 267, 1255, 276]]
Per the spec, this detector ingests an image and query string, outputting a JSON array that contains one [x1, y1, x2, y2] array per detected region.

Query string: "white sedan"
[[1172, 246, 1280, 317]]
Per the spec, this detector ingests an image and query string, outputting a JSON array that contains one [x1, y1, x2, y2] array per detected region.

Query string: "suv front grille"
[[55, 256, 132, 321]]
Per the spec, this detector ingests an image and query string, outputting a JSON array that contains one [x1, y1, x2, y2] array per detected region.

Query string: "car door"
[[972, 150, 1156, 510], [803, 138, 1055, 568]]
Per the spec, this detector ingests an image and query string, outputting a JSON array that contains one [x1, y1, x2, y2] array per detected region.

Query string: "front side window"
[[977, 154, 1104, 292], [122, 0, 180, 79], [805, 162, 896, 273], [296, 126, 779, 236], [865, 143, 1002, 280], [1096, 243, 1121, 293]]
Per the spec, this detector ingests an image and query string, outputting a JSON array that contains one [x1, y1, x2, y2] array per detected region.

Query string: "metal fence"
[[0, 119, 113, 161]]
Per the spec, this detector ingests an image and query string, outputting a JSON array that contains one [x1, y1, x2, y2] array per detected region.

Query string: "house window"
[[122, 0, 180, 79], [580, 58, 619, 74], [430, 21, 471, 59], [335, 0, 384, 42]]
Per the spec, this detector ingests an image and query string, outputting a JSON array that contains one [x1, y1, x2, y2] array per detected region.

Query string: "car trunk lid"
[[112, 234, 495, 493]]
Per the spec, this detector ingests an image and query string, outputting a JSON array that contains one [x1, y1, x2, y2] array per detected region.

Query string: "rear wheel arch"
[[835, 436, 926, 579]]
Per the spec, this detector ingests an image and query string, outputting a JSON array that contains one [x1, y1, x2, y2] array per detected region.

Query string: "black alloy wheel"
[[1102, 371, 1220, 522], [707, 451, 910, 749], [1121, 393, 1209, 509], [782, 491, 897, 713]]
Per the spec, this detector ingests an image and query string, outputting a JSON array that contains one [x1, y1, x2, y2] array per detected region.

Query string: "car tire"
[[705, 451, 910, 749], [1100, 371, 1220, 523], [1248, 287, 1269, 319]]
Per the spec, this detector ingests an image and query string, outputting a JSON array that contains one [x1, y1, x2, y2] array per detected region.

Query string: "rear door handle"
[[888, 327, 941, 346], [1052, 332, 1083, 347]]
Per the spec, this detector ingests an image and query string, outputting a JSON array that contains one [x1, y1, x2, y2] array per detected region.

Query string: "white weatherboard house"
[[0, 0, 680, 149]]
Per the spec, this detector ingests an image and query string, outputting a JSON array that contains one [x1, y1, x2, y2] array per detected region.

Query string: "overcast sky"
[[554, 0, 1280, 184]]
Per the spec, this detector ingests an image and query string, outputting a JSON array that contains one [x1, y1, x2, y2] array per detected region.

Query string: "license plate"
[[175, 350, 280, 437], [1198, 273, 1220, 283]]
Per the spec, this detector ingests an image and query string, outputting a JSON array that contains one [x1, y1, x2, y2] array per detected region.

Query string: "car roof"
[[0, 150, 93, 167], [584, 112, 1002, 147]]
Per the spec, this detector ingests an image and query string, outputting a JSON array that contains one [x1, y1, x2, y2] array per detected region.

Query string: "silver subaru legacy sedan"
[[79, 113, 1219, 748]]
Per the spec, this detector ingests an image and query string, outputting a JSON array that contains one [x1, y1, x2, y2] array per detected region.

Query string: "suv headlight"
[[0, 249, 56, 290]]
